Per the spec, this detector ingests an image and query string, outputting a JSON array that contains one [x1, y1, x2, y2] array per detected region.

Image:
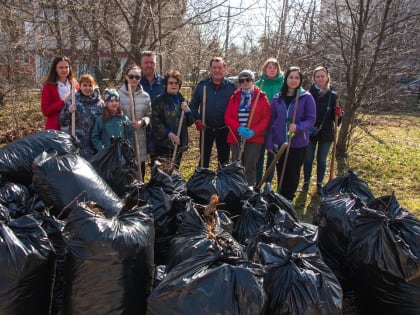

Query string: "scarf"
[[239, 88, 254, 111]]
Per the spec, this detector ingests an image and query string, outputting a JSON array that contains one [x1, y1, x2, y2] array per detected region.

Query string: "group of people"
[[41, 53, 342, 202]]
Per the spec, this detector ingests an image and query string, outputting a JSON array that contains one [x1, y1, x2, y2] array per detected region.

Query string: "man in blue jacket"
[[139, 50, 165, 157], [190, 57, 236, 168], [139, 51, 165, 102]]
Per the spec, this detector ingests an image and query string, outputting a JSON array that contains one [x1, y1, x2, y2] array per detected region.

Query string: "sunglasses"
[[239, 77, 252, 84], [127, 74, 141, 80]]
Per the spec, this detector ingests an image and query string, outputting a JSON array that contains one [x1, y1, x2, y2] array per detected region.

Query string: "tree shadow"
[[305, 193, 321, 224], [295, 188, 321, 224], [294, 189, 309, 221]]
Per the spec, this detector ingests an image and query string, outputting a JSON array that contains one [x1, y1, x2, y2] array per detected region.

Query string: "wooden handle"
[[200, 85, 207, 168], [128, 84, 143, 181], [172, 110, 185, 163], [278, 92, 300, 190], [256, 142, 288, 190], [71, 80, 76, 137]]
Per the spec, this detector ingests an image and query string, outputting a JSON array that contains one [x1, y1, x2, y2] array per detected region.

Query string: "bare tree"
[[314, 0, 420, 156]]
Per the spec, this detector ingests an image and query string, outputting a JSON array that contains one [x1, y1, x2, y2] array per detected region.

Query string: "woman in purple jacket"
[[266, 67, 316, 201]]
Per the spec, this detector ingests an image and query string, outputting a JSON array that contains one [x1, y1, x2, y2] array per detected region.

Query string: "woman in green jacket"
[[255, 58, 284, 188], [91, 89, 134, 152]]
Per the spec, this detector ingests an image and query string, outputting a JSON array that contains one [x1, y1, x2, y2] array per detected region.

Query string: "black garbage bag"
[[148, 252, 266, 315], [186, 162, 248, 216], [63, 202, 155, 315], [0, 215, 56, 315], [33, 212, 66, 315], [0, 203, 11, 221], [316, 194, 362, 289], [233, 194, 267, 245], [321, 170, 375, 202], [32, 151, 123, 219], [345, 195, 420, 314], [246, 206, 318, 261], [0, 130, 79, 185], [347, 195, 420, 284], [130, 166, 189, 265], [167, 202, 244, 271], [153, 265, 167, 289], [0, 181, 31, 218], [257, 243, 342, 315], [262, 188, 298, 220], [89, 138, 137, 197]]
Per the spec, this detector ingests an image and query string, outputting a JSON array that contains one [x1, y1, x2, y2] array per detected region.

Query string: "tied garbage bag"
[[0, 130, 79, 185], [246, 206, 318, 261], [0, 204, 11, 221], [346, 195, 420, 314], [316, 194, 362, 289], [0, 181, 31, 218], [0, 215, 56, 314], [262, 188, 298, 220], [148, 252, 266, 315], [322, 170, 375, 202], [89, 138, 137, 197], [186, 162, 248, 216], [127, 166, 189, 265], [348, 194, 420, 283], [32, 151, 123, 219], [63, 202, 155, 315], [168, 201, 244, 271], [34, 212, 66, 315], [233, 194, 267, 245], [257, 243, 342, 315]]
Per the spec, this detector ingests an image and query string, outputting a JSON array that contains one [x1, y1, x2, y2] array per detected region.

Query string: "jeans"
[[303, 140, 332, 185]]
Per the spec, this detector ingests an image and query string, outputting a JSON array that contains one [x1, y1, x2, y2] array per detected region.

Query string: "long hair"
[[313, 66, 331, 89], [123, 64, 141, 86], [280, 66, 303, 96], [102, 105, 122, 122], [44, 56, 76, 84]]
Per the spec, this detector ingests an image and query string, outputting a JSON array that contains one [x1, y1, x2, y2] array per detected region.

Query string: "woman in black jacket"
[[302, 66, 342, 193], [151, 70, 194, 168]]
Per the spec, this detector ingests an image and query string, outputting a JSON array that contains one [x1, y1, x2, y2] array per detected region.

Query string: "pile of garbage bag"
[[1, 132, 419, 315]]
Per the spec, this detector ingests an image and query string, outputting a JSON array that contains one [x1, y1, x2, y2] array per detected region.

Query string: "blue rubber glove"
[[243, 128, 255, 139], [238, 126, 247, 137]]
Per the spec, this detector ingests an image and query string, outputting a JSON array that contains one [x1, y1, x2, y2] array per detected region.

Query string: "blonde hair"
[[313, 66, 331, 88], [262, 58, 282, 77]]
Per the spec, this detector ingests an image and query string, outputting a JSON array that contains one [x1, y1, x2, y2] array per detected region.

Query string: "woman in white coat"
[[118, 65, 152, 177]]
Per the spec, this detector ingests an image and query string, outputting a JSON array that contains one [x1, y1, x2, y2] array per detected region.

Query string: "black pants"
[[276, 146, 307, 200], [199, 127, 230, 168]]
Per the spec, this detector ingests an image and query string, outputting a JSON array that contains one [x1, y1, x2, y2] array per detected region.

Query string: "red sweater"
[[224, 86, 271, 145], [41, 82, 79, 130]]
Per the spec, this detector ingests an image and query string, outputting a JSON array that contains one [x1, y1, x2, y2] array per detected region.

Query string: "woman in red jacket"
[[225, 70, 271, 186], [41, 56, 78, 130]]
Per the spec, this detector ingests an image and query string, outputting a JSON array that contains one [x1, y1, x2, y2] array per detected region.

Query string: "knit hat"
[[104, 89, 120, 103], [238, 70, 255, 81]]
